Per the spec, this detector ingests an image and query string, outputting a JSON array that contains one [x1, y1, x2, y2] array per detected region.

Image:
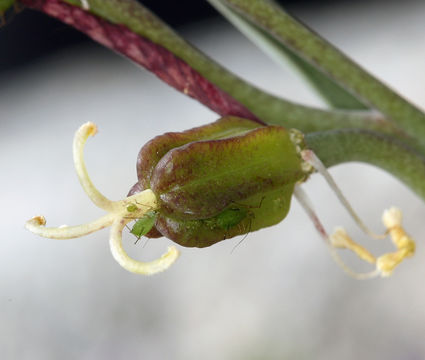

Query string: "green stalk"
[[306, 130, 425, 201], [222, 0, 425, 147], [61, 0, 403, 138], [207, 0, 368, 110]]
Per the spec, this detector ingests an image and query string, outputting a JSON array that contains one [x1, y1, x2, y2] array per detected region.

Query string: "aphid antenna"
[[134, 200, 156, 209], [124, 222, 142, 244], [230, 218, 252, 254]]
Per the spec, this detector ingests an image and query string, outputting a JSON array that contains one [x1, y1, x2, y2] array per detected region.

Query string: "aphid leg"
[[109, 217, 179, 275], [133, 229, 142, 245], [294, 186, 380, 279], [301, 149, 385, 239], [73, 122, 116, 211], [230, 217, 252, 254], [232, 196, 265, 209], [254, 196, 265, 209], [25, 213, 115, 239]]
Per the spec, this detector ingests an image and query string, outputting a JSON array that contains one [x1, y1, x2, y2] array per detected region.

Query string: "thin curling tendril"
[[25, 122, 179, 275]]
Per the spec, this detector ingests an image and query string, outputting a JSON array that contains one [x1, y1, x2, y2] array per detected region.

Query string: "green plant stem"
[[222, 0, 425, 148], [21, 0, 425, 203], [60, 0, 404, 137], [207, 0, 368, 110], [306, 130, 425, 201]]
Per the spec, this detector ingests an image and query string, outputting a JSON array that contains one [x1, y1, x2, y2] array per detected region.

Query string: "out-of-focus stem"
[[306, 130, 425, 201]]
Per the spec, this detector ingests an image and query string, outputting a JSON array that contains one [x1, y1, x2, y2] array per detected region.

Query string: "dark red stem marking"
[[20, 0, 261, 122]]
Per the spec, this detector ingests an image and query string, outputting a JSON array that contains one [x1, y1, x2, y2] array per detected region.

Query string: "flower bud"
[[133, 116, 308, 247]]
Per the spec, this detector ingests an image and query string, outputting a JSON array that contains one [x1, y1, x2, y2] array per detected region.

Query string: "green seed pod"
[[137, 116, 260, 189], [134, 116, 308, 247], [151, 124, 305, 219], [155, 188, 295, 248]]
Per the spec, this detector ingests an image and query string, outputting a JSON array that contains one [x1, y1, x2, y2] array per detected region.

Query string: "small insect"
[[218, 197, 264, 230], [204, 206, 250, 231], [218, 199, 265, 251], [130, 210, 158, 242], [126, 203, 139, 213]]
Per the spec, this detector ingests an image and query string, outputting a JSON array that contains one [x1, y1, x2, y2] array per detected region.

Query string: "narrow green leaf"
[[222, 0, 425, 147], [306, 130, 425, 201], [59, 0, 402, 138], [207, 0, 367, 110]]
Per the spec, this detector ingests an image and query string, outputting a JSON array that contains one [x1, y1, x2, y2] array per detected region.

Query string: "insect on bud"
[[134, 116, 308, 247], [25, 117, 415, 277]]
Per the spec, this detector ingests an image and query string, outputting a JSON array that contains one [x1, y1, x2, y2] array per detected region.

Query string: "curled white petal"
[[26, 121, 178, 275], [73, 122, 115, 211], [25, 214, 114, 239], [109, 218, 179, 275]]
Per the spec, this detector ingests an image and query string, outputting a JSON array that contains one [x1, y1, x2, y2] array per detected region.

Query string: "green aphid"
[[126, 203, 139, 213], [212, 207, 250, 231], [130, 211, 158, 238]]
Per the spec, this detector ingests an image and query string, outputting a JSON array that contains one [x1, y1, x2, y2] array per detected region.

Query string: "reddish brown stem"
[[20, 0, 262, 123]]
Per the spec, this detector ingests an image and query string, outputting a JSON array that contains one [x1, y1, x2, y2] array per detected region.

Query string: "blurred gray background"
[[2, 1, 425, 359]]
